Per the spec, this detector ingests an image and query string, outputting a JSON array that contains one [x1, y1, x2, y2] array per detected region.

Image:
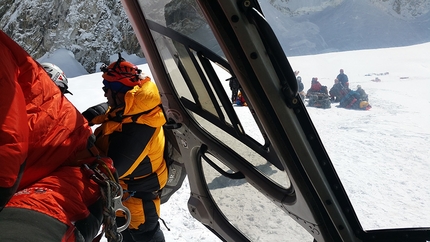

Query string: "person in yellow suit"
[[83, 55, 167, 242]]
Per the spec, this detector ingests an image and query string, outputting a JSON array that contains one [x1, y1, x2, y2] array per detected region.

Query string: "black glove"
[[75, 199, 104, 242], [0, 162, 25, 211], [82, 102, 109, 126]]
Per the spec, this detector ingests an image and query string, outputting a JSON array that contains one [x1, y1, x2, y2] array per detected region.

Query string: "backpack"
[[160, 121, 187, 204], [320, 85, 328, 95], [307, 92, 331, 109]]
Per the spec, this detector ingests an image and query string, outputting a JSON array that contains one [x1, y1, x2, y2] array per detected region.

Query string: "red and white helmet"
[[41, 63, 72, 95]]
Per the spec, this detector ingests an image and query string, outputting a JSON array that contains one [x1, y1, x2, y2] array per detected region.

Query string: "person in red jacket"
[[235, 90, 248, 106], [0, 30, 109, 241], [0, 33, 29, 211], [308, 77, 322, 92], [0, 30, 94, 193]]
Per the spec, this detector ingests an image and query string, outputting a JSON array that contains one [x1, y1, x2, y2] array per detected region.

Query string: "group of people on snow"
[[228, 68, 371, 110], [0, 30, 166, 242], [295, 69, 371, 110]]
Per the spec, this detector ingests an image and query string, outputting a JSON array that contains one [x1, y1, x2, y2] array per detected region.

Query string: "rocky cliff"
[[0, 0, 141, 73]]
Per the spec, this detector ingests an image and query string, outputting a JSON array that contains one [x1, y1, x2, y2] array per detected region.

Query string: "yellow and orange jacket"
[[91, 80, 168, 193]]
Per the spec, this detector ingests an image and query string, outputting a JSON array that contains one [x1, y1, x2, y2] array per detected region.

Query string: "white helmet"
[[41, 63, 72, 95]]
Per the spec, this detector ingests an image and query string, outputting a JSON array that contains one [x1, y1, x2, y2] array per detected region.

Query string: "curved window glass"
[[136, 0, 429, 239]]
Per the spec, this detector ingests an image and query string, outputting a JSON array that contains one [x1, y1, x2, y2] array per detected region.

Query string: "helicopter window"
[[150, 29, 291, 188]]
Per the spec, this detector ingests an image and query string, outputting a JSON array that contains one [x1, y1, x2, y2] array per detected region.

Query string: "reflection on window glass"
[[139, 0, 225, 57], [202, 153, 312, 241], [192, 112, 290, 189], [150, 31, 195, 102]]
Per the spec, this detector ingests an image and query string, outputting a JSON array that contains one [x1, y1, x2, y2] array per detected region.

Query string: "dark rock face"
[[0, 0, 142, 73]]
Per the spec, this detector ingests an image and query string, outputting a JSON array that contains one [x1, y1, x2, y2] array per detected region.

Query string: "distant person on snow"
[[308, 77, 321, 93], [295, 71, 305, 100], [307, 77, 328, 95], [337, 69, 349, 87], [306, 77, 331, 109], [82, 55, 167, 242], [0, 30, 108, 242], [329, 78, 349, 103], [356, 85, 368, 102], [235, 90, 248, 106], [228, 76, 240, 103]]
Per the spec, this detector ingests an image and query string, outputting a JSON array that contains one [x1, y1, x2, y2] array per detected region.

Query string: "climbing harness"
[[82, 157, 131, 242]]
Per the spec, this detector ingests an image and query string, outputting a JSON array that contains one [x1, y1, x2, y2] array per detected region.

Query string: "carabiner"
[[110, 181, 131, 232]]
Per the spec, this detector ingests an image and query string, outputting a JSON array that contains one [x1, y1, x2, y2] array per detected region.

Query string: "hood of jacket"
[[93, 80, 166, 136]]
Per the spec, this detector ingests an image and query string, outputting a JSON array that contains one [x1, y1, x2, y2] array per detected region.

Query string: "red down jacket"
[[0, 30, 93, 194], [3, 166, 101, 241], [0, 30, 101, 241]]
